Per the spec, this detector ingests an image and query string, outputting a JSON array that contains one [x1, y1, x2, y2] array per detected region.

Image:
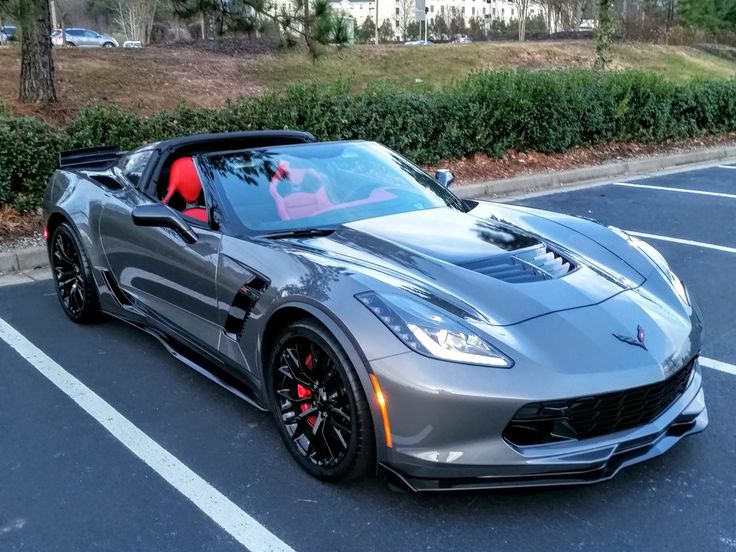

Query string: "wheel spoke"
[[330, 406, 351, 424], [276, 388, 311, 404], [328, 414, 352, 435], [281, 349, 314, 388], [318, 417, 336, 464], [329, 420, 349, 449]]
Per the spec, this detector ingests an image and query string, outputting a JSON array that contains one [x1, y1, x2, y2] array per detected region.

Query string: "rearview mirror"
[[434, 169, 455, 188], [132, 204, 198, 244]]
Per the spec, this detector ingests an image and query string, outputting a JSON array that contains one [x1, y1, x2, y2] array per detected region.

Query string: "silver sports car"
[[43, 131, 707, 491]]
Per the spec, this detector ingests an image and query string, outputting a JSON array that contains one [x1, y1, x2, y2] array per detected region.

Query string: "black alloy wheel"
[[51, 223, 101, 323], [269, 319, 375, 481]]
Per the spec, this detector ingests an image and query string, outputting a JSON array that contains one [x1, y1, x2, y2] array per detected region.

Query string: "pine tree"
[[0, 0, 56, 103]]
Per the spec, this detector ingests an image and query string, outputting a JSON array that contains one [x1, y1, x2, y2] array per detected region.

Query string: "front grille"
[[504, 359, 696, 446], [461, 244, 575, 283]]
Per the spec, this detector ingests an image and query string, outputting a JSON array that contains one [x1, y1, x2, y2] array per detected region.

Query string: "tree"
[[540, 0, 586, 33], [448, 7, 465, 36], [378, 18, 393, 42], [406, 20, 420, 40], [594, 0, 613, 70], [430, 13, 449, 39], [170, 0, 347, 57], [108, 0, 160, 44], [0, 0, 57, 103], [171, 0, 217, 38], [679, 0, 736, 31], [357, 15, 376, 42], [396, 0, 414, 40], [514, 0, 531, 40], [468, 16, 484, 40]]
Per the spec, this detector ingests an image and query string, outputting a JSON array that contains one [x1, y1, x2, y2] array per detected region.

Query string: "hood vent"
[[461, 244, 575, 283]]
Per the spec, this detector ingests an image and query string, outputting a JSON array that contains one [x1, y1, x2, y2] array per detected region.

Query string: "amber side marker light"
[[369, 373, 393, 448]]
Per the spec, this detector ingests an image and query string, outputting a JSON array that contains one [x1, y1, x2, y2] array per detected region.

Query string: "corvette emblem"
[[613, 325, 647, 350]]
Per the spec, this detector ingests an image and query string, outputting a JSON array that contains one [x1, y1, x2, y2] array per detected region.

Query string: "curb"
[[0, 246, 48, 275], [453, 144, 736, 199], [2, 144, 735, 275]]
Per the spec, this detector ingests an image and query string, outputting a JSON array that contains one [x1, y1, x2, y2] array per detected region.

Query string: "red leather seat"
[[162, 157, 208, 223], [269, 161, 334, 221]]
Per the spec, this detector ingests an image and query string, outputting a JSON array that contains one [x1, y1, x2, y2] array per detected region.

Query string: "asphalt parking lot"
[[1, 162, 735, 551]]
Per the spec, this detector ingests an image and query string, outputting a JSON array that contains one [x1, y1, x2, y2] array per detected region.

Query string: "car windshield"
[[200, 141, 464, 233]]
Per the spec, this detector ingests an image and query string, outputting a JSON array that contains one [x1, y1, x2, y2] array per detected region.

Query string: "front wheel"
[[268, 319, 375, 481], [102, 42, 114, 48], [50, 223, 101, 324]]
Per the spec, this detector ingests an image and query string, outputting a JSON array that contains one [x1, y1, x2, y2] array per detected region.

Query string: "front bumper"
[[374, 356, 707, 492]]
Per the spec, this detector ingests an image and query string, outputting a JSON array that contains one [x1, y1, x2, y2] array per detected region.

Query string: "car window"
[[119, 150, 153, 188], [68, 29, 82, 36], [200, 141, 464, 233], [85, 31, 98, 38]]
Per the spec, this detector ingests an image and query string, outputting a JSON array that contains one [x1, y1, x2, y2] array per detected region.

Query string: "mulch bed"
[[0, 207, 43, 252], [429, 133, 736, 182]]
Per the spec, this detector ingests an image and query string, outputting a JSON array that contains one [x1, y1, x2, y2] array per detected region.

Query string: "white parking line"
[[718, 165, 736, 170], [612, 182, 736, 200], [701, 357, 736, 377], [0, 317, 294, 552], [627, 231, 736, 255]]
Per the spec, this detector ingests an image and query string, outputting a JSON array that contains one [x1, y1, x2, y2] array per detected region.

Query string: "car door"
[[67, 29, 83, 45], [98, 156, 223, 355], [84, 30, 99, 46]]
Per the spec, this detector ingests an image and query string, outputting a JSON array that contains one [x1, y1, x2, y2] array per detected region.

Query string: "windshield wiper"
[[260, 227, 336, 240]]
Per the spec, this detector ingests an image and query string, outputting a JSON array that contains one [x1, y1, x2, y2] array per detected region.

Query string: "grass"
[[0, 40, 735, 123], [251, 41, 736, 93]]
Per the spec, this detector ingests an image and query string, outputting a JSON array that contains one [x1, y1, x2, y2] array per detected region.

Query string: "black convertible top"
[[58, 130, 317, 170]]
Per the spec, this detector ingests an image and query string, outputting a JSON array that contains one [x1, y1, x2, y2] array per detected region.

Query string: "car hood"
[[293, 206, 647, 326]]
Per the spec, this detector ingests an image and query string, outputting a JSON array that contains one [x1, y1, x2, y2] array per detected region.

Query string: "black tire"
[[50, 223, 101, 324], [267, 319, 375, 481], [102, 42, 114, 48], [66, 42, 76, 47]]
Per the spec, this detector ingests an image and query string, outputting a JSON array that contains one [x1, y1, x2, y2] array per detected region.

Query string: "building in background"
[[328, 0, 551, 40]]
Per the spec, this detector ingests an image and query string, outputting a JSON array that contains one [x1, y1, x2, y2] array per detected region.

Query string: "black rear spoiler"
[[58, 146, 125, 170]]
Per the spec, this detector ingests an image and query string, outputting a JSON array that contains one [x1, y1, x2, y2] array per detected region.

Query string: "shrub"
[[3, 69, 736, 212], [65, 103, 145, 151], [0, 116, 66, 213]]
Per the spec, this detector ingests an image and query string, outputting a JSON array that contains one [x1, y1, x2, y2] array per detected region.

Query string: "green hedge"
[[3, 69, 736, 213]]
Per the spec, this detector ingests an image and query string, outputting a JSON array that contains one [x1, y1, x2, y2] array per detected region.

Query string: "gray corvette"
[[43, 131, 707, 491]]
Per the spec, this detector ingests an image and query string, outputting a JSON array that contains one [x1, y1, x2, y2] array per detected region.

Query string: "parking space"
[[1, 162, 736, 551]]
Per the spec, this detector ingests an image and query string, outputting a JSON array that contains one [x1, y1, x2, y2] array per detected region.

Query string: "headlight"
[[610, 226, 690, 306], [356, 291, 514, 368]]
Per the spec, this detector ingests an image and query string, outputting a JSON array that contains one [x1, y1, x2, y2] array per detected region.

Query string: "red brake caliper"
[[297, 354, 317, 427]]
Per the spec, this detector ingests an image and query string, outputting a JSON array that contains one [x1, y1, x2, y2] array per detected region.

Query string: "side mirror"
[[434, 169, 455, 188], [132, 204, 198, 244]]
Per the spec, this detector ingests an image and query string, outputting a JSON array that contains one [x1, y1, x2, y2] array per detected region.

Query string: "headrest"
[[164, 157, 202, 204]]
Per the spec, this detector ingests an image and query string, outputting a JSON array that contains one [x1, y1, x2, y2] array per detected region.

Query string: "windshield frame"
[[198, 140, 465, 238]]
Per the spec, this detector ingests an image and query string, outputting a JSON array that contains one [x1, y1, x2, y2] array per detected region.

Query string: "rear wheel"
[[268, 319, 375, 481], [50, 223, 101, 324]]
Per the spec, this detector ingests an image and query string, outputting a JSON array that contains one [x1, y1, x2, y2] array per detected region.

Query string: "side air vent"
[[91, 174, 124, 191], [461, 244, 576, 283], [223, 275, 269, 341], [99, 269, 133, 307]]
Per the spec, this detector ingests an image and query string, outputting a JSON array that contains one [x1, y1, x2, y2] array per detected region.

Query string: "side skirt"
[[97, 269, 267, 412]]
